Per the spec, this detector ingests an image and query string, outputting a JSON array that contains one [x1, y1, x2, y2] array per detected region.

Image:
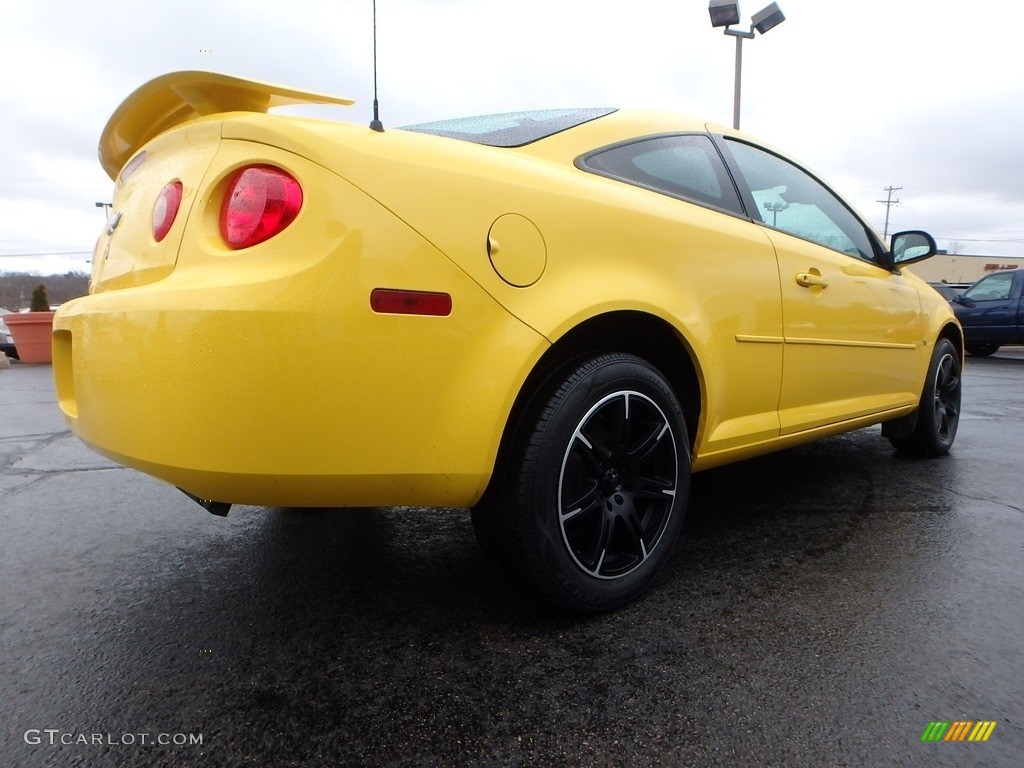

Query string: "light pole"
[[763, 201, 788, 226], [708, 1, 786, 129]]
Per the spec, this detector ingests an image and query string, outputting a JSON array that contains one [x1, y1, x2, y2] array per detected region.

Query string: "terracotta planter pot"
[[3, 311, 56, 364]]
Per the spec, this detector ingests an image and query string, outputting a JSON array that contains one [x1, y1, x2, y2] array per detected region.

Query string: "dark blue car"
[[952, 269, 1024, 356]]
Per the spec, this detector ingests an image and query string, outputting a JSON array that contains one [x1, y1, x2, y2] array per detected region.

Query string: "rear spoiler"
[[99, 70, 355, 180]]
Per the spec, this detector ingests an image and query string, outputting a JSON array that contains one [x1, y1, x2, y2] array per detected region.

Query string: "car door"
[[718, 137, 924, 435], [955, 271, 1021, 345]]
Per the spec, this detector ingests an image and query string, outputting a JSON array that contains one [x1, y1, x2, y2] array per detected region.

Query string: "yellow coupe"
[[53, 72, 962, 612]]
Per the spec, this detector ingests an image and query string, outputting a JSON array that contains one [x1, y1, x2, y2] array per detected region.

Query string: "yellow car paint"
[[60, 121, 549, 507], [54, 72, 961, 508]]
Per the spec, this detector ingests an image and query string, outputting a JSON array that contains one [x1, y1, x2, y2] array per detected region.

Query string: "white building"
[[906, 253, 1024, 285]]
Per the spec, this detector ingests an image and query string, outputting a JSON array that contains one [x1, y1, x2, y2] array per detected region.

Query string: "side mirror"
[[891, 230, 937, 266], [955, 294, 975, 308]]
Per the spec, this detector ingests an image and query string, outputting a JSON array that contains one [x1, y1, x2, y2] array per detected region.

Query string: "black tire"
[[495, 353, 690, 613], [889, 338, 961, 455], [965, 342, 999, 357]]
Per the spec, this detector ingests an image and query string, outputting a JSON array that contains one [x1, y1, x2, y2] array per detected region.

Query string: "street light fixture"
[[751, 2, 785, 34], [708, 0, 740, 27], [708, 1, 786, 130]]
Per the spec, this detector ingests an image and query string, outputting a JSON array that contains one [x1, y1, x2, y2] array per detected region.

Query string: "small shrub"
[[30, 284, 50, 312]]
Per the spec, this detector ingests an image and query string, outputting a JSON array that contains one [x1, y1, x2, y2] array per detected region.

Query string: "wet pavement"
[[1, 352, 1022, 767]]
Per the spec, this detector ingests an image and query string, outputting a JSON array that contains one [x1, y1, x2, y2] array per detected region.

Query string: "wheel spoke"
[[626, 420, 670, 466], [623, 508, 649, 561], [588, 514, 614, 574], [940, 373, 960, 399], [939, 407, 954, 434], [635, 474, 676, 501], [937, 393, 958, 433], [603, 395, 629, 459], [561, 484, 601, 522], [569, 432, 605, 474]]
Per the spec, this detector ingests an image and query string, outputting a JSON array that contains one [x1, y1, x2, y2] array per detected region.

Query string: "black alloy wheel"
[[889, 337, 962, 455], [485, 353, 690, 613], [557, 389, 678, 579]]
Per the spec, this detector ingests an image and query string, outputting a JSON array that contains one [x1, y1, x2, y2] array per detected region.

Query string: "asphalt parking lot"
[[1, 352, 1022, 767]]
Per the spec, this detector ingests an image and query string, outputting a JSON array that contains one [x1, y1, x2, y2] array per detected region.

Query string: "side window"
[[724, 139, 877, 261], [581, 135, 744, 215], [964, 273, 1014, 302]]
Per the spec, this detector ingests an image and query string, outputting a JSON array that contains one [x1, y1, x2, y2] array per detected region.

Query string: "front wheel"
[[889, 337, 962, 455], [496, 353, 691, 613]]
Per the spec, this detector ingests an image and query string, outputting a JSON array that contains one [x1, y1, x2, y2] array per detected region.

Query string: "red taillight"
[[152, 180, 182, 242], [220, 165, 302, 249]]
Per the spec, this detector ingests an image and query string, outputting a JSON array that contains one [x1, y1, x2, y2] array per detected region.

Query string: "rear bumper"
[[53, 247, 546, 509]]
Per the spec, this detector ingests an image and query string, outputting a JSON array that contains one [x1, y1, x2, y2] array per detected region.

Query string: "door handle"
[[796, 272, 830, 289]]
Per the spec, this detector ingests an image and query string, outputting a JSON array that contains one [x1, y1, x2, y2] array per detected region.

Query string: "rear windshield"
[[403, 108, 617, 147]]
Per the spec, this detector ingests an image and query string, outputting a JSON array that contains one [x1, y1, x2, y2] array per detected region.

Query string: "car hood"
[[98, 70, 355, 180]]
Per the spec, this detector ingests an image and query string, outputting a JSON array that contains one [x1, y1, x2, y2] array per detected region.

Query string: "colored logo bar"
[[921, 721, 997, 742]]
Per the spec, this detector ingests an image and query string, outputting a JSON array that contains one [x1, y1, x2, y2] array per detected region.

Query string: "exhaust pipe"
[[179, 488, 232, 517]]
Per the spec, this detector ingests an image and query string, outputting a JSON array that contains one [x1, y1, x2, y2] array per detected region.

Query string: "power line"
[[0, 250, 92, 258], [928, 236, 1024, 244], [876, 185, 902, 238]]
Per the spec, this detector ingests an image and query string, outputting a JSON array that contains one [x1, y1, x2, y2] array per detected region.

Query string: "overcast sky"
[[2, 0, 1023, 276]]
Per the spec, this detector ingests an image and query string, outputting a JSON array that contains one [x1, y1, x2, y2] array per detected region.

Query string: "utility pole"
[[876, 186, 902, 238]]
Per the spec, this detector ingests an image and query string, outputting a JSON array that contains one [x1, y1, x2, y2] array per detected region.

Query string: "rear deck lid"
[[92, 120, 223, 292]]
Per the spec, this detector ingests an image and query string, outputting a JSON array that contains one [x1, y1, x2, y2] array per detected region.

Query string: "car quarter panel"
[[487, 185, 789, 464], [54, 130, 549, 507]]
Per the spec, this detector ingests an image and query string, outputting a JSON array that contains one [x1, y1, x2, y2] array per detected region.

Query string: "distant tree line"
[[0, 272, 90, 311]]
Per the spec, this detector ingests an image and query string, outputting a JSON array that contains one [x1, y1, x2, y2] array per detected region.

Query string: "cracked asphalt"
[[1, 353, 1022, 767]]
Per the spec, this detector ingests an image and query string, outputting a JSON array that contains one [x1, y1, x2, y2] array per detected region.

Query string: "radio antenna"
[[369, 0, 384, 132]]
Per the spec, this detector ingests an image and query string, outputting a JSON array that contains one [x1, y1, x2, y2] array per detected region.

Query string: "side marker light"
[[370, 289, 453, 316]]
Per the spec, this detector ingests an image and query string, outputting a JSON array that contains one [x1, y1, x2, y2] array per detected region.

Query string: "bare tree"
[[0, 272, 89, 311]]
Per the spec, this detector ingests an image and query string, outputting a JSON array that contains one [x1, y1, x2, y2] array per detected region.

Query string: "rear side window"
[[578, 134, 744, 215]]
